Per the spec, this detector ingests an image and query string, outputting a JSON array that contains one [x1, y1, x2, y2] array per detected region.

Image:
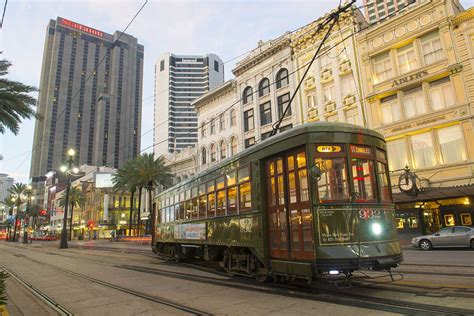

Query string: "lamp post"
[[59, 148, 77, 249], [23, 185, 33, 244]]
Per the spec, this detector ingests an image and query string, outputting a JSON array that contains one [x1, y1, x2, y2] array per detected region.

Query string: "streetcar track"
[[1, 247, 211, 315], [0, 265, 73, 316], [3, 244, 473, 315]]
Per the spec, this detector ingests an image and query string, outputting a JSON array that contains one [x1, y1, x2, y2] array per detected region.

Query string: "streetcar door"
[[266, 149, 314, 261], [266, 157, 289, 259], [286, 150, 314, 260]]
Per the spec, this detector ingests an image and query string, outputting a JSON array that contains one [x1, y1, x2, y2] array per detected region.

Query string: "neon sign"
[[317, 145, 342, 153], [59, 18, 104, 38]]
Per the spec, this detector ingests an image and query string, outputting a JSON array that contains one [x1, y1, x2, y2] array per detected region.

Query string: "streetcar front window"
[[314, 157, 349, 202], [351, 158, 375, 202]]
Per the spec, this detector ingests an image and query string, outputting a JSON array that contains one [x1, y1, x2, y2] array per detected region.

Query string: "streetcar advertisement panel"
[[174, 223, 207, 240]]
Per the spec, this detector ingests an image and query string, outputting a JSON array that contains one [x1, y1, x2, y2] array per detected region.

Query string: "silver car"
[[412, 226, 474, 250]]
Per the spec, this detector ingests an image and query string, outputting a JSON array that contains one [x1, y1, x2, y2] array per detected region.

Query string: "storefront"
[[394, 185, 474, 242]]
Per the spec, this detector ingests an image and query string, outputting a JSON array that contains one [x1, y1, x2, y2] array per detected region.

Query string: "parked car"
[[412, 226, 474, 250]]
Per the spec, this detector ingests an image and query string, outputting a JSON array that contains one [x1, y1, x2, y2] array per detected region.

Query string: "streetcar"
[[152, 122, 403, 281]]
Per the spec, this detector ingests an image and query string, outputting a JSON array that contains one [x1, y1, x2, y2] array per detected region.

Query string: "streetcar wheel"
[[419, 239, 432, 251]]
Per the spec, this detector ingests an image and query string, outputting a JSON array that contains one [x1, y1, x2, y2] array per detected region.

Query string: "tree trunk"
[[128, 190, 134, 236], [69, 203, 75, 241], [137, 187, 142, 237], [149, 187, 155, 243]]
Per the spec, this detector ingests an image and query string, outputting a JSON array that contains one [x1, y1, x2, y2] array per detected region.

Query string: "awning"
[[393, 183, 474, 204]]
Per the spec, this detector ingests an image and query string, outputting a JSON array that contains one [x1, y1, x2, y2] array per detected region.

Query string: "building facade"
[[0, 173, 14, 202], [30, 17, 144, 206], [356, 0, 472, 240], [291, 8, 367, 126], [363, 0, 418, 24], [163, 146, 199, 184], [153, 53, 224, 156]]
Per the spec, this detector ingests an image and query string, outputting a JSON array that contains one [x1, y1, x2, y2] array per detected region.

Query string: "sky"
[[0, 0, 471, 184]]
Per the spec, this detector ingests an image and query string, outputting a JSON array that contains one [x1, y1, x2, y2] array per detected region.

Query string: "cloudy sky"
[[0, 0, 470, 184]]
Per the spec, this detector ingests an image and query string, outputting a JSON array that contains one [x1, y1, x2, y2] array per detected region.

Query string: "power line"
[[0, 0, 7, 29]]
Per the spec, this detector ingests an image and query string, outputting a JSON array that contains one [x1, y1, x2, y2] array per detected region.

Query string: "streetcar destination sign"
[[317, 145, 342, 153]]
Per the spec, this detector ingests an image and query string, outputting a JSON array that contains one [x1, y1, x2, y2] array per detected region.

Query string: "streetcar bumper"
[[315, 253, 403, 272]]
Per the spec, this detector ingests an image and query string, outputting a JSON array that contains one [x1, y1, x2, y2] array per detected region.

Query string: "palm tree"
[[3, 195, 15, 241], [135, 153, 173, 235], [0, 60, 38, 135], [58, 186, 85, 240], [112, 159, 138, 236], [8, 183, 28, 241]]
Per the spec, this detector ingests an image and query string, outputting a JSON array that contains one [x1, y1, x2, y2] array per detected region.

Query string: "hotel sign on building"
[[356, 0, 474, 241]]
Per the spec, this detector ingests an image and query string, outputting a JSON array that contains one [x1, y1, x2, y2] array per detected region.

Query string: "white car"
[[411, 226, 474, 250]]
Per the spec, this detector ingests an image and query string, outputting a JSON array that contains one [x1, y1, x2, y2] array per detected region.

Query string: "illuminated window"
[[227, 186, 237, 215], [373, 52, 393, 83], [351, 158, 376, 202], [387, 138, 408, 170], [397, 43, 417, 74], [314, 157, 349, 202], [410, 132, 436, 168], [429, 77, 455, 110], [444, 214, 455, 226], [380, 94, 401, 125], [421, 31, 444, 65], [207, 192, 216, 218], [461, 213, 472, 226], [403, 86, 426, 118], [239, 182, 252, 211], [216, 189, 226, 217], [438, 125, 466, 164]]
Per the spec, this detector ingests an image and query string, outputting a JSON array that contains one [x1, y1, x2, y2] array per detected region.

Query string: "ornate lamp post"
[[59, 148, 79, 249]]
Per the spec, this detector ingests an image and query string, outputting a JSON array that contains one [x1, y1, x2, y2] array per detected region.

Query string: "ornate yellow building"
[[356, 0, 473, 240]]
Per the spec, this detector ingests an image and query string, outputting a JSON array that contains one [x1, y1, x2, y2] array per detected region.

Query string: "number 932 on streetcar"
[[152, 122, 403, 281]]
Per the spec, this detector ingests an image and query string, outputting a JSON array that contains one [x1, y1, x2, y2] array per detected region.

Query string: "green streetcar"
[[152, 122, 403, 281]]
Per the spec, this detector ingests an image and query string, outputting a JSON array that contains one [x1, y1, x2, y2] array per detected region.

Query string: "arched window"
[[230, 137, 238, 155], [201, 147, 207, 165], [243, 86, 253, 104], [220, 140, 226, 159], [258, 78, 270, 97], [210, 143, 217, 162], [230, 109, 237, 126], [276, 68, 289, 89]]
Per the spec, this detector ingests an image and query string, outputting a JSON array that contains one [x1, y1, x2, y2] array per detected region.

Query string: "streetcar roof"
[[158, 122, 384, 197]]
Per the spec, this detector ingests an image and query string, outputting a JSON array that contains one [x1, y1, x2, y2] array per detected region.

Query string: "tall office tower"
[[154, 53, 224, 155], [0, 173, 14, 202], [363, 0, 417, 23], [30, 17, 144, 205]]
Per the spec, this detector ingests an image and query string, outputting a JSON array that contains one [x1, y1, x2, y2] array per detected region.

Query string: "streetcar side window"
[[376, 149, 392, 203], [314, 157, 349, 202], [349, 145, 376, 202], [207, 180, 216, 218], [238, 166, 252, 212]]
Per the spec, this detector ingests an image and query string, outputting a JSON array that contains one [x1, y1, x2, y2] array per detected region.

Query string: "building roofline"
[[192, 79, 236, 109]]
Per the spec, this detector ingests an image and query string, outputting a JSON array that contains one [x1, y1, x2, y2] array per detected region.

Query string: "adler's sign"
[[392, 70, 428, 87], [59, 18, 104, 38]]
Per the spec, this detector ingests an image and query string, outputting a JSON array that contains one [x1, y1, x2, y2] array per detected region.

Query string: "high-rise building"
[[154, 53, 224, 156], [30, 17, 144, 205], [0, 173, 14, 202], [363, 0, 418, 23]]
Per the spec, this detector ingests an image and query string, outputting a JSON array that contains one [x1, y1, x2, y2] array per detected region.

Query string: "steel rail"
[[0, 265, 74, 316]]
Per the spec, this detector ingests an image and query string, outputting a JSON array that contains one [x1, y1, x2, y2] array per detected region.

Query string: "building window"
[[320, 53, 331, 70], [429, 77, 455, 110], [410, 132, 436, 169], [230, 109, 237, 126], [200, 122, 205, 138], [276, 68, 289, 89], [243, 86, 253, 104], [243, 109, 254, 132], [260, 101, 272, 126], [397, 43, 417, 75], [219, 114, 225, 131], [230, 136, 238, 155], [306, 91, 316, 108], [421, 31, 444, 65], [261, 131, 272, 140], [387, 138, 408, 170], [403, 86, 426, 118], [210, 118, 216, 134], [210, 143, 217, 162], [201, 147, 207, 165], [244, 137, 255, 148], [345, 108, 360, 125], [277, 93, 291, 119], [258, 78, 270, 97], [373, 52, 393, 83], [438, 125, 466, 164], [214, 60, 219, 72], [341, 75, 356, 96], [380, 94, 401, 125], [220, 140, 226, 159], [160, 60, 165, 71], [323, 83, 335, 103]]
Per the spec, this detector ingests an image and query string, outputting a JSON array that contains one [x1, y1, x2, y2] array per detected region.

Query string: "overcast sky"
[[0, 0, 470, 184]]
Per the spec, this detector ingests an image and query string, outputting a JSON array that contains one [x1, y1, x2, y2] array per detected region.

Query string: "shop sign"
[[350, 145, 371, 155], [392, 70, 428, 87], [317, 145, 342, 153], [59, 18, 104, 38], [174, 223, 206, 240]]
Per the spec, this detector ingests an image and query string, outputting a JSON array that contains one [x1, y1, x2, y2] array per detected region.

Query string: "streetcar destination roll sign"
[[317, 145, 342, 153]]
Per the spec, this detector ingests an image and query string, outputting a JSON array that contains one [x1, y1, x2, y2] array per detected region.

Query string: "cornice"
[[452, 8, 474, 26], [192, 80, 236, 109], [232, 35, 291, 77]]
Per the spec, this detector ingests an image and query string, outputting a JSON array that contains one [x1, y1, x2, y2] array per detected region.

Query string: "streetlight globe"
[[68, 148, 76, 157], [60, 165, 68, 173], [31, 196, 35, 200], [27, 185, 32, 190], [72, 167, 80, 174]]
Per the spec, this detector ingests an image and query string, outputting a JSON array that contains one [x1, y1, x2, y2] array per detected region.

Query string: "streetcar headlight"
[[371, 222, 382, 236]]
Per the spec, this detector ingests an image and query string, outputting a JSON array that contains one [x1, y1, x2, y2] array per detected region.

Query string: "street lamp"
[[23, 185, 34, 244], [59, 148, 77, 249]]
